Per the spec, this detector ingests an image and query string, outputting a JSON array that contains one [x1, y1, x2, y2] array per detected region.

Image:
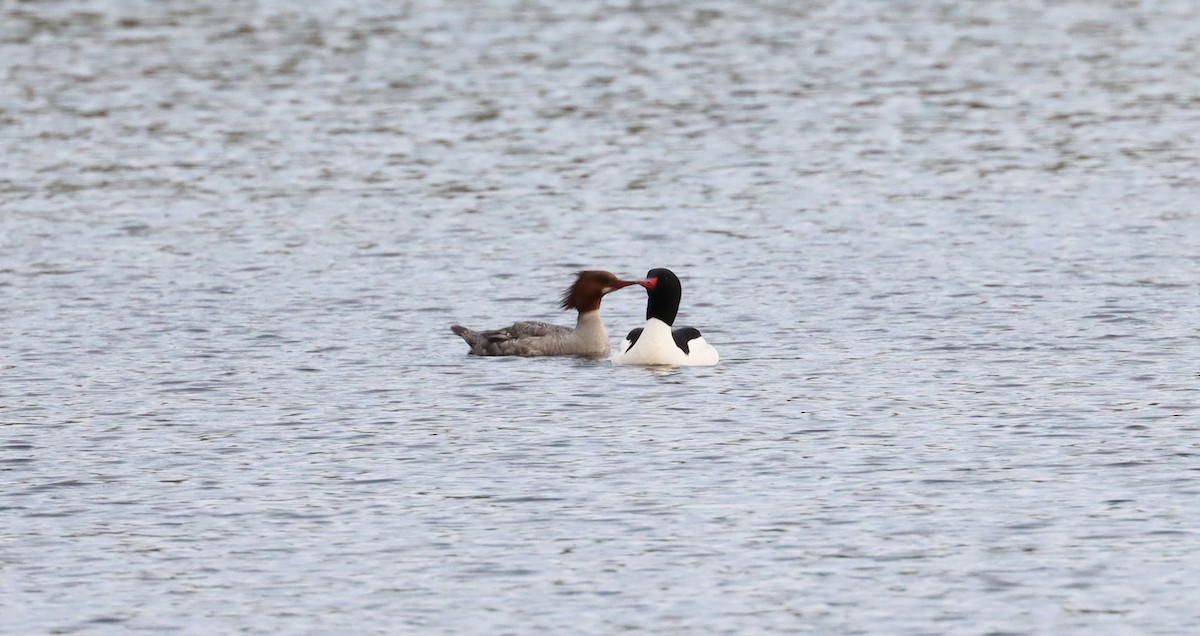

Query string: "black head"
[[637, 267, 682, 325]]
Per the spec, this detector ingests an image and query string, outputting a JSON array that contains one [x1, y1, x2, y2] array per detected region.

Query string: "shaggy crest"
[[560, 270, 625, 312]]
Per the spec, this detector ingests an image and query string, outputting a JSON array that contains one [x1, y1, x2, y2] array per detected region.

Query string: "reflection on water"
[[2, 1, 1199, 634]]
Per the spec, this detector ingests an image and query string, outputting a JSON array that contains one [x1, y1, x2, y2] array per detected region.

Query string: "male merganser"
[[611, 268, 720, 366], [451, 270, 637, 357]]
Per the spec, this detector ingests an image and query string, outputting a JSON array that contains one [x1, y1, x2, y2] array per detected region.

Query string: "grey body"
[[451, 310, 610, 357]]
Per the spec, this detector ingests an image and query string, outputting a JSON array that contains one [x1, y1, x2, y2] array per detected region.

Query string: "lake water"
[[2, 1, 1199, 633]]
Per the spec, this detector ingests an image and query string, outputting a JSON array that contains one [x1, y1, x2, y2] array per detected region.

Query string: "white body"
[[610, 318, 719, 366]]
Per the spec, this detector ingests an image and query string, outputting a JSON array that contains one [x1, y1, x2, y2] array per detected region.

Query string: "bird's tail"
[[451, 324, 480, 345]]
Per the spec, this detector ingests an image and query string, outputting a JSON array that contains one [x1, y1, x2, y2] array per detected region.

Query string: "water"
[[2, 0, 1199, 633]]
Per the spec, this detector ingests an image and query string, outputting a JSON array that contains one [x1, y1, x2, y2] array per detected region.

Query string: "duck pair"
[[450, 268, 719, 366]]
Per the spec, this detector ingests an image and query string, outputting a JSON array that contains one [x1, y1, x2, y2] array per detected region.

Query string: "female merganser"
[[611, 268, 719, 366], [451, 270, 637, 357]]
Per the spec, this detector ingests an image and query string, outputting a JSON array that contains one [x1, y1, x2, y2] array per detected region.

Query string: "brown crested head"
[[559, 270, 637, 312]]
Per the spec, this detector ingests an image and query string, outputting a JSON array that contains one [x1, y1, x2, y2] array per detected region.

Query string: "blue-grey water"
[[3, 1, 1199, 634]]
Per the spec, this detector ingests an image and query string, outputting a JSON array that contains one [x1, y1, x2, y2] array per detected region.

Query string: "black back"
[[644, 268, 682, 326], [624, 327, 644, 349], [672, 327, 701, 354]]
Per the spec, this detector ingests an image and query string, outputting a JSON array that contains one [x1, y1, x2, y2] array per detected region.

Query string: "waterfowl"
[[611, 268, 719, 366], [451, 270, 637, 357]]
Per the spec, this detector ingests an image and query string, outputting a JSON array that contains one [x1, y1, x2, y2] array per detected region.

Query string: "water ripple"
[[3, 1, 1199, 634]]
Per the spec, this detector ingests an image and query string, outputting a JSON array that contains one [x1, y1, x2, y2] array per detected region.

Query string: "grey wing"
[[474, 321, 569, 356], [499, 319, 568, 338]]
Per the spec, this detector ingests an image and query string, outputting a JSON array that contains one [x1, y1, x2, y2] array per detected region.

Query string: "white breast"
[[611, 318, 719, 366]]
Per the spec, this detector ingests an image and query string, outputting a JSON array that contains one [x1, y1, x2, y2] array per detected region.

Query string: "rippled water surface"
[[3, 1, 1199, 633]]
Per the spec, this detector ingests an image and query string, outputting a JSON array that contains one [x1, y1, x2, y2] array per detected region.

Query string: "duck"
[[451, 270, 638, 357], [611, 268, 719, 366]]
